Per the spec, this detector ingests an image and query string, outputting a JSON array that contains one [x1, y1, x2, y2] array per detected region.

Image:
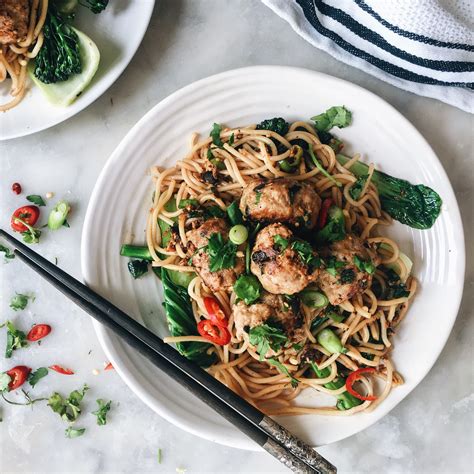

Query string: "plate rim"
[[81, 65, 466, 450], [0, 0, 155, 141]]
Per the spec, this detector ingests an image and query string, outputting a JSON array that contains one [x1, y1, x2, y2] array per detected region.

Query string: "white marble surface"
[[0, 1, 473, 473]]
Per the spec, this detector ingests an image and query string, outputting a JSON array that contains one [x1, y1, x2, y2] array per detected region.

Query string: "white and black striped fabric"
[[262, 0, 473, 112]]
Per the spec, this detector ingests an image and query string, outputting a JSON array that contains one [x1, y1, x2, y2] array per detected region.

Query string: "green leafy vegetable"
[[48, 201, 71, 230], [308, 145, 341, 187], [65, 427, 86, 438], [311, 106, 352, 132], [48, 384, 89, 423], [273, 235, 289, 252], [0, 245, 15, 260], [256, 118, 290, 136], [34, 7, 81, 84], [315, 206, 346, 244], [291, 241, 320, 270], [353, 256, 376, 275], [127, 260, 149, 279], [226, 201, 243, 226], [4, 321, 28, 358], [267, 358, 299, 388], [340, 268, 356, 283], [10, 293, 33, 311], [92, 399, 111, 426], [234, 275, 262, 305], [161, 269, 216, 366], [28, 368, 48, 388], [210, 123, 224, 148], [337, 154, 442, 229], [26, 195, 46, 206], [249, 323, 288, 360], [204, 233, 237, 272], [0, 373, 11, 392], [349, 174, 369, 201]]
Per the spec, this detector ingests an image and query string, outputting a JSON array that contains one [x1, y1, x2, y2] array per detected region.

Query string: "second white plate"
[[81, 66, 465, 449]]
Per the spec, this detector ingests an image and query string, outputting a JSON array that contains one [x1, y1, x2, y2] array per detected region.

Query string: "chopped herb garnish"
[[0, 245, 15, 260], [48, 385, 89, 423], [255, 190, 262, 204], [267, 358, 299, 388], [353, 255, 376, 274], [4, 321, 28, 358], [226, 201, 243, 225], [233, 274, 262, 305], [340, 268, 356, 283], [28, 367, 48, 388], [228, 133, 235, 146], [204, 233, 237, 272], [249, 323, 288, 360], [293, 343, 303, 351], [349, 174, 369, 201], [26, 195, 46, 207], [291, 241, 320, 270], [382, 267, 410, 299], [273, 235, 289, 252], [210, 123, 224, 148], [315, 206, 346, 244], [65, 427, 86, 438], [311, 106, 352, 133], [325, 257, 345, 277], [92, 399, 112, 426]]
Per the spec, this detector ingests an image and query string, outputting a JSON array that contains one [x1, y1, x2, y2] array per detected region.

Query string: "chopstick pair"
[[0, 229, 336, 474]]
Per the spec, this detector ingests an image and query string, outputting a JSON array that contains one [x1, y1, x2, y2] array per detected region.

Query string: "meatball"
[[250, 223, 319, 295], [0, 0, 29, 44], [186, 218, 244, 292], [233, 292, 306, 349], [318, 235, 381, 305], [239, 178, 321, 229]]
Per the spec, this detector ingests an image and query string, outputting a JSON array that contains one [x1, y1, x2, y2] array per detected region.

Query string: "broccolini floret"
[[256, 117, 290, 136], [80, 0, 109, 13]]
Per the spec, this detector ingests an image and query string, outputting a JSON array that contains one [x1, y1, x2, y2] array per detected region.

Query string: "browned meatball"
[[318, 235, 380, 305], [186, 218, 244, 292], [233, 292, 306, 349], [239, 178, 321, 229], [250, 224, 319, 295], [0, 0, 29, 44]]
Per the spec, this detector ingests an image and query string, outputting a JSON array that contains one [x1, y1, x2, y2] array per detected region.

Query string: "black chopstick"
[[0, 230, 336, 473]]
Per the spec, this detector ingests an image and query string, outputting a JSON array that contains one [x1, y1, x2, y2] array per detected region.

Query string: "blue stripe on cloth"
[[355, 0, 474, 52], [314, 0, 473, 72], [295, 0, 474, 88]]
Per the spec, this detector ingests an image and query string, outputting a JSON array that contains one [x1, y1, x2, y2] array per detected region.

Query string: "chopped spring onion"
[[229, 225, 248, 245], [317, 328, 347, 354], [47, 201, 71, 230], [300, 290, 328, 308]]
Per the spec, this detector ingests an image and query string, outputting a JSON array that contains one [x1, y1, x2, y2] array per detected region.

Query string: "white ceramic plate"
[[0, 0, 155, 141], [81, 66, 465, 450]]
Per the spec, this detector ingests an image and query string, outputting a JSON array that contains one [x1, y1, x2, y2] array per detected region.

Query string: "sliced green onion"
[[317, 328, 347, 354], [168, 270, 196, 288], [327, 311, 345, 323], [300, 290, 328, 308], [229, 225, 248, 245], [47, 201, 70, 230]]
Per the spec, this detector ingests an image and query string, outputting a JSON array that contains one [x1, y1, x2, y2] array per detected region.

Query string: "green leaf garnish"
[[65, 427, 86, 438], [92, 399, 112, 426], [233, 275, 262, 305], [210, 123, 224, 148], [4, 321, 28, 358], [28, 368, 48, 388], [273, 235, 289, 252], [311, 106, 352, 132], [0, 373, 11, 392], [0, 245, 15, 260], [267, 358, 299, 388], [204, 233, 237, 272], [26, 195, 46, 206], [48, 384, 89, 423], [249, 323, 288, 360], [10, 293, 33, 311]]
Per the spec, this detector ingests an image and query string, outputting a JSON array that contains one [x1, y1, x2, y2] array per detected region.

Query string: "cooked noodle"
[[143, 121, 417, 416], [0, 0, 48, 112]]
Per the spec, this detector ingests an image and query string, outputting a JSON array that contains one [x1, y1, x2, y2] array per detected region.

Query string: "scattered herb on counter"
[[48, 201, 71, 230], [65, 427, 86, 438], [28, 368, 49, 388], [92, 399, 112, 426], [0, 373, 11, 392], [26, 195, 46, 207], [48, 384, 88, 423], [3, 321, 28, 358], [0, 245, 15, 260], [10, 293, 34, 311]]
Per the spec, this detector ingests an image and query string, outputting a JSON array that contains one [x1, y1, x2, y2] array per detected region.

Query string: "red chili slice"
[[49, 365, 74, 375], [104, 362, 114, 371], [6, 366, 31, 391], [345, 367, 378, 401], [26, 324, 52, 342], [197, 320, 231, 345], [203, 296, 228, 328], [318, 198, 333, 229], [11, 205, 40, 232]]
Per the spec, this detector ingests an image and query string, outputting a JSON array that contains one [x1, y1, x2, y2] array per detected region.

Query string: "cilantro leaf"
[[273, 235, 289, 252], [349, 174, 369, 201], [5, 321, 28, 358], [48, 385, 89, 423], [26, 195, 46, 206], [353, 255, 376, 275], [92, 399, 112, 426], [255, 190, 262, 204], [291, 241, 320, 270], [267, 358, 299, 388], [233, 275, 262, 305], [311, 106, 352, 132], [210, 123, 224, 148], [325, 257, 345, 278], [28, 368, 48, 388], [10, 293, 33, 311], [0, 245, 15, 260], [249, 324, 288, 360], [65, 427, 85, 438], [228, 133, 235, 146], [0, 373, 11, 392], [315, 206, 346, 244], [204, 233, 237, 272], [340, 268, 356, 283]]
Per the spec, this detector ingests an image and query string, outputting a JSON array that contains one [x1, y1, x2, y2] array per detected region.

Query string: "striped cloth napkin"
[[262, 0, 474, 113]]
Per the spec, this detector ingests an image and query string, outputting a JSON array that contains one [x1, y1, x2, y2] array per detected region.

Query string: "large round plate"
[[81, 66, 465, 449], [0, 0, 155, 141]]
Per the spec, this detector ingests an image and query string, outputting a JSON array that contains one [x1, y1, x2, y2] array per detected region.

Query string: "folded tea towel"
[[262, 0, 474, 113]]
